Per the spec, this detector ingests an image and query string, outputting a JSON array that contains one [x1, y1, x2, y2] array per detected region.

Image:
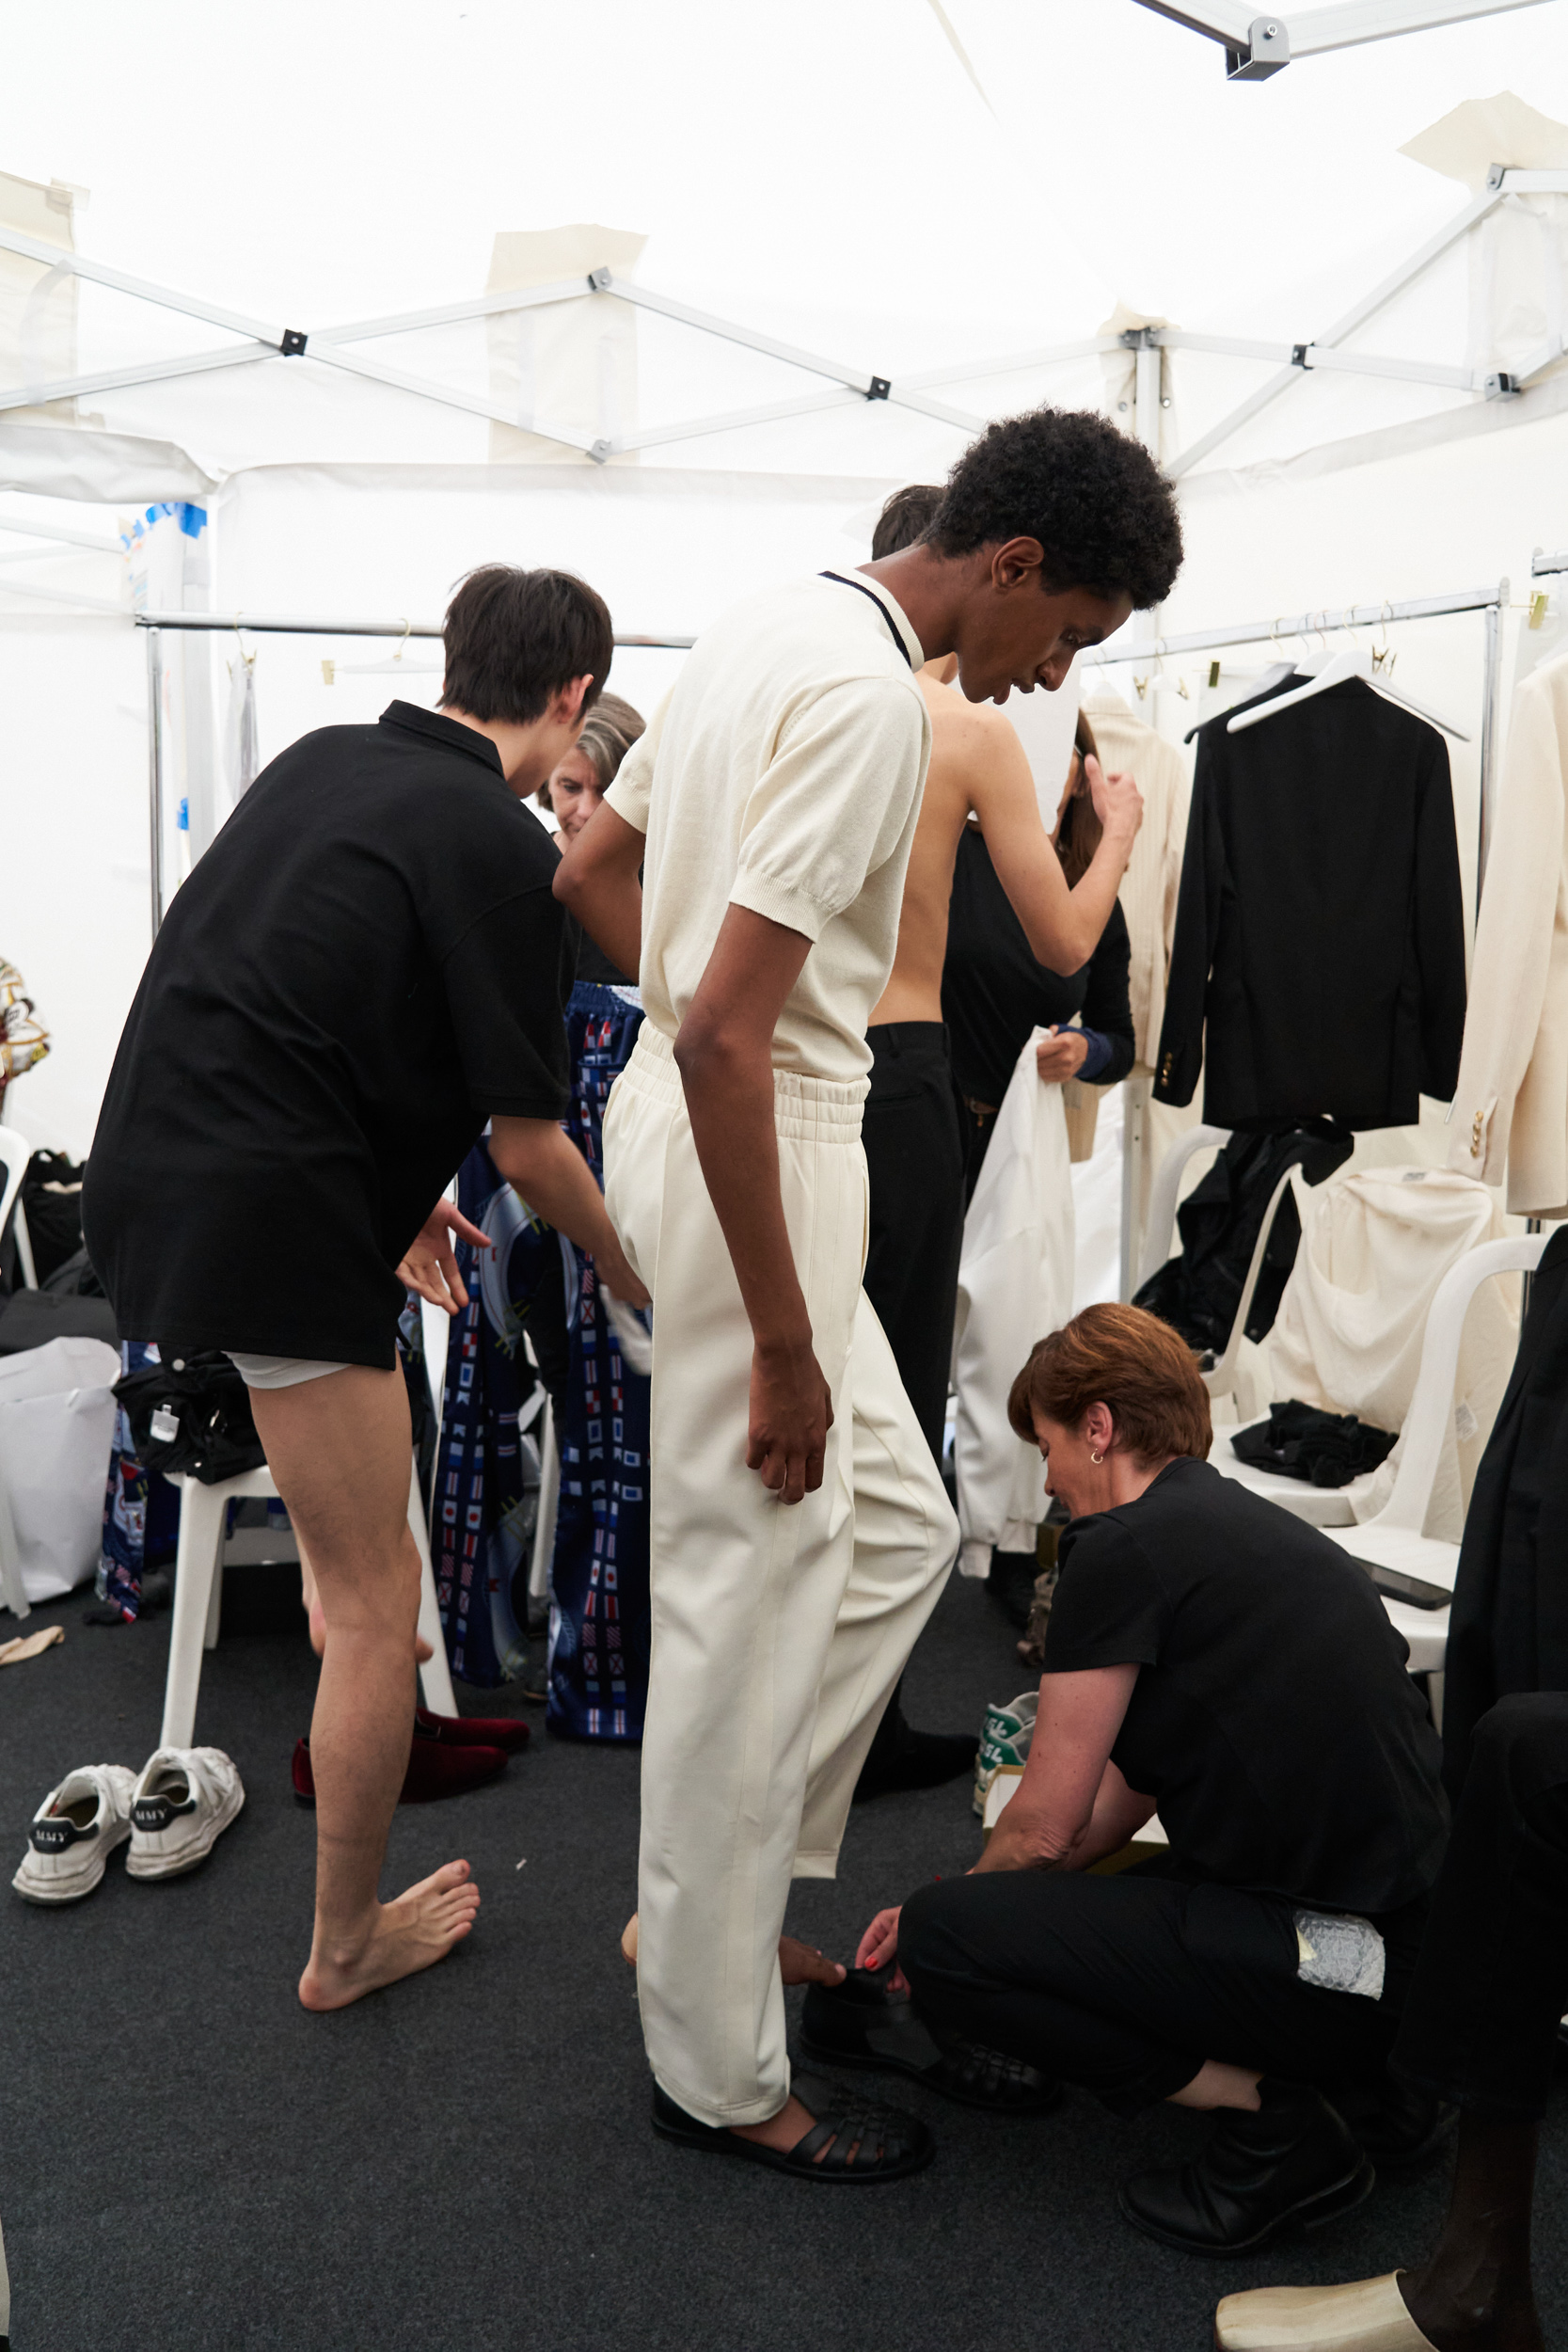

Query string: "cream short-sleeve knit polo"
[[605, 571, 931, 1085]]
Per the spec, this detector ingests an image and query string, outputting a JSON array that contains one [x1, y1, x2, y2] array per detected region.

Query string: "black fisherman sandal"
[[651, 2071, 935, 2183], [800, 1965, 1060, 2115]]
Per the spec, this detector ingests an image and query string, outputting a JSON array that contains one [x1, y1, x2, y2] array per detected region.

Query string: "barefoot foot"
[[298, 1860, 481, 2012]]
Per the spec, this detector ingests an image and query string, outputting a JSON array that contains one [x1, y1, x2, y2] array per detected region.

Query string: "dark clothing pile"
[[1154, 674, 1466, 1130], [1231, 1401, 1397, 1490], [1134, 1120, 1353, 1358]]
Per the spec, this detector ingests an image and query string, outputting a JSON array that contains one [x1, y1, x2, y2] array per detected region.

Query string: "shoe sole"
[[798, 2031, 1062, 2116], [11, 1822, 132, 1904], [652, 2114, 935, 2184], [1118, 2158, 1375, 2258], [125, 1782, 245, 1881]]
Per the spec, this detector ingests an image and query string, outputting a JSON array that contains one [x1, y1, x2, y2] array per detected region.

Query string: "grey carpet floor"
[[2, 1565, 1565, 2352]]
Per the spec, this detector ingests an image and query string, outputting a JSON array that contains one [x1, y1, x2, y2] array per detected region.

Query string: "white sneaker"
[[126, 1747, 245, 1881], [12, 1764, 137, 1903]]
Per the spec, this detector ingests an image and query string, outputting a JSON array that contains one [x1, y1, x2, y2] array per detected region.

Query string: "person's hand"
[[595, 1231, 651, 1311], [748, 1337, 833, 1504], [396, 1199, 491, 1314], [779, 1934, 847, 1989], [1084, 755, 1143, 847], [1036, 1026, 1090, 1084], [855, 1905, 904, 1991]]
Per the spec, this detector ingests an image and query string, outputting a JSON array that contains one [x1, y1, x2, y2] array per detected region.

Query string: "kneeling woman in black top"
[[856, 1303, 1449, 2255]]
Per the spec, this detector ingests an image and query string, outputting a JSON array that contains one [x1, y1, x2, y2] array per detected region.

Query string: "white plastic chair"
[[1313, 1233, 1548, 1690], [160, 1456, 456, 1748], [1135, 1123, 1230, 1294]]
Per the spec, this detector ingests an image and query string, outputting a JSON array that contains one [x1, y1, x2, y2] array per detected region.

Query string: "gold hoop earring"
[[1090, 1450, 1105, 1465]]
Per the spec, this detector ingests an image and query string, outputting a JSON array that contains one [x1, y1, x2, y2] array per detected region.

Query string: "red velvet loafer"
[[415, 1706, 531, 1754], [292, 1730, 508, 1807]]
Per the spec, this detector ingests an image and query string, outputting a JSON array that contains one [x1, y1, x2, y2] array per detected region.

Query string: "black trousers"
[[899, 1859, 1423, 2119], [1395, 1692, 1568, 2119], [861, 1023, 966, 1465]]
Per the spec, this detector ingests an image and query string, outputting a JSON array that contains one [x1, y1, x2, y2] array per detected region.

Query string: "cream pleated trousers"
[[603, 1022, 958, 2127]]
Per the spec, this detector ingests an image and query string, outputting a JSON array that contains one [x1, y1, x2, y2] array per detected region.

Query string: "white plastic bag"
[[0, 1336, 119, 1605]]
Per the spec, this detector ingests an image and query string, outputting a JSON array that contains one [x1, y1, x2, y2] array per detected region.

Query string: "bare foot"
[[298, 1860, 481, 2011]]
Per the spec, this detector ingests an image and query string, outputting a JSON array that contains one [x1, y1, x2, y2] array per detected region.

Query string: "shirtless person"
[[855, 482, 1144, 1799]]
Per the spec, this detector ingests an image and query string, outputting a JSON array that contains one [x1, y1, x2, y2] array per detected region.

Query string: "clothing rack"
[[133, 609, 695, 942], [1081, 580, 1510, 1299]]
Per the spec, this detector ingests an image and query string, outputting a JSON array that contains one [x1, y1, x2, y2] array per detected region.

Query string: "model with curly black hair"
[[554, 405, 1182, 2188]]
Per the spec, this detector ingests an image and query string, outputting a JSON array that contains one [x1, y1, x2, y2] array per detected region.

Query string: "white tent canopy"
[[6, 0, 1568, 1154]]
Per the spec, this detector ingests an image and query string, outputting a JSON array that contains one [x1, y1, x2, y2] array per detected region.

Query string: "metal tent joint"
[[279, 328, 309, 357]]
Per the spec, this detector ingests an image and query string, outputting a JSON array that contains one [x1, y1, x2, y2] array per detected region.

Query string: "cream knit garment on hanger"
[[1263, 1167, 1514, 1541], [1447, 651, 1568, 1215]]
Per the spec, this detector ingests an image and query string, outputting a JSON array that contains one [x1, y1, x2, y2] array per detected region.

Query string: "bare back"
[[870, 669, 1065, 1026]]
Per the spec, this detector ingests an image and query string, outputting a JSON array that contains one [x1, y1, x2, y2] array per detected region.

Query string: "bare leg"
[[299, 1533, 430, 1665], [1400, 2116, 1544, 2352], [249, 1366, 480, 2010]]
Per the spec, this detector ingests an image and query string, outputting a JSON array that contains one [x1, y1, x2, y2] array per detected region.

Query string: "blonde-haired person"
[[534, 687, 656, 1736], [844, 1303, 1449, 2252]]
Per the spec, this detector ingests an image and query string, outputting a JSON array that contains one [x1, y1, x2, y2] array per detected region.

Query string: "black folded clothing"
[[1232, 1399, 1397, 1490]]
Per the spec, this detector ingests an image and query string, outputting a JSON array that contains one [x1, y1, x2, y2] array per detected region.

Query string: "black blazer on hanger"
[[1153, 674, 1466, 1130]]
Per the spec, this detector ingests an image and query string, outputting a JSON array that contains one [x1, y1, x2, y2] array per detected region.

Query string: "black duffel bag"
[[113, 1351, 267, 1485]]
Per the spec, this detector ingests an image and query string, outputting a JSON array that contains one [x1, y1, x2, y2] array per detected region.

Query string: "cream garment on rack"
[[1447, 652, 1568, 1215], [1069, 695, 1197, 1232], [952, 1035, 1075, 1576], [1261, 1167, 1514, 1541]]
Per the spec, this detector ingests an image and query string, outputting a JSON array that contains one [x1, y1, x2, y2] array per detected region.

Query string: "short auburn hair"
[[1007, 1302, 1212, 1464], [440, 564, 613, 727]]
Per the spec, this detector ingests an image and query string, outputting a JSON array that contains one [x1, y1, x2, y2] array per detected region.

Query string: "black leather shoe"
[[1333, 2069, 1458, 2169], [652, 2072, 934, 2183], [853, 1725, 979, 1802], [800, 1966, 1060, 2115], [1119, 2079, 1374, 2256]]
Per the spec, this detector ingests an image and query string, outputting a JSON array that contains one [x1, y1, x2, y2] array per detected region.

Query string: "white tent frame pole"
[[146, 626, 166, 943], [1132, 0, 1549, 64], [134, 611, 695, 938], [4, 166, 1563, 467], [1166, 178, 1513, 478]]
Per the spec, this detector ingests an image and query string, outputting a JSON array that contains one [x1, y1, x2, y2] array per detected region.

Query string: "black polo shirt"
[[85, 702, 573, 1368], [1045, 1457, 1448, 1918]]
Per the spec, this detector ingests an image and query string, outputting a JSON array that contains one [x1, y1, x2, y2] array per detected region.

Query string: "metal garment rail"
[[1080, 580, 1509, 1297], [134, 610, 696, 940]]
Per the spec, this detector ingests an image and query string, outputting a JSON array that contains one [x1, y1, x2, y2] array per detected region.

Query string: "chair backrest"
[[1367, 1232, 1548, 1533], [1202, 1165, 1298, 1402], [1136, 1123, 1230, 1294]]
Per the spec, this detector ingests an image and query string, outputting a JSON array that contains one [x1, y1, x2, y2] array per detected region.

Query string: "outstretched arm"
[[488, 1115, 649, 1308], [973, 1662, 1144, 1873], [968, 713, 1142, 976], [553, 801, 644, 979], [674, 904, 832, 1507]]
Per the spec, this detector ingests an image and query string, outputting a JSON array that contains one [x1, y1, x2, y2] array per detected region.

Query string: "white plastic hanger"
[[1227, 644, 1468, 740]]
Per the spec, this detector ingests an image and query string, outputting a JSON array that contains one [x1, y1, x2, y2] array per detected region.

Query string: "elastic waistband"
[[620, 1021, 867, 1142]]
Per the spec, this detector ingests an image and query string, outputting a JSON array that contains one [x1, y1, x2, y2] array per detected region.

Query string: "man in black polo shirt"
[[86, 565, 646, 2010]]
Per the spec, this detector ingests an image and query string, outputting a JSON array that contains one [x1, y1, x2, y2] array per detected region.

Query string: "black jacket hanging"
[[1442, 1226, 1568, 1801], [1153, 675, 1466, 1131], [1133, 1118, 1354, 1359]]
